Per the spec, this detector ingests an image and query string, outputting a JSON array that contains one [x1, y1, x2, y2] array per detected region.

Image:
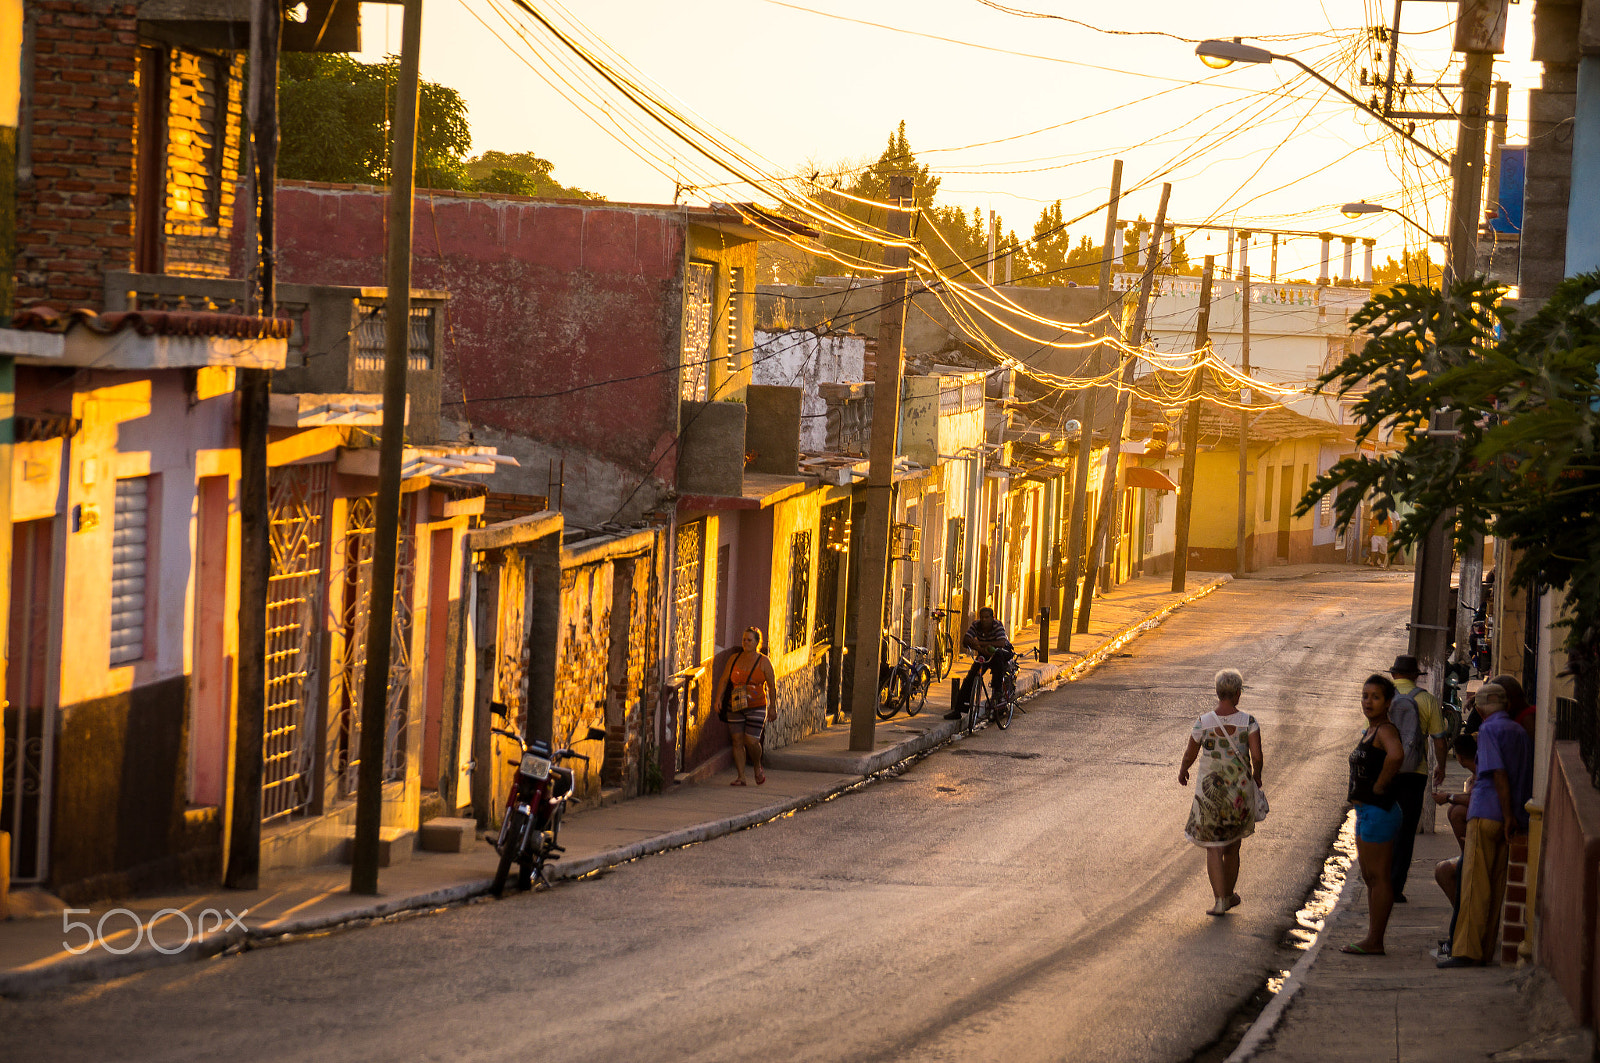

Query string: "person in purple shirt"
[[1438, 682, 1532, 967]]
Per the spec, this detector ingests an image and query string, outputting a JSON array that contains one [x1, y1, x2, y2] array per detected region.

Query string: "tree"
[[462, 150, 600, 200], [1370, 249, 1442, 291], [1298, 272, 1600, 676], [279, 53, 472, 190]]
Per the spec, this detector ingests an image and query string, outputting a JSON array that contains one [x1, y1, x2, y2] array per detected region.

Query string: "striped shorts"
[[727, 706, 767, 742]]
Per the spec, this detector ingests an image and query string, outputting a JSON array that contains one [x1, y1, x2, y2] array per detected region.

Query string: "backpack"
[[1389, 690, 1428, 774]]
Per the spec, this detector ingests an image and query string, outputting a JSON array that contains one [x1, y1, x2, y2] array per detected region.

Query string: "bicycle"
[[927, 605, 954, 682], [877, 632, 932, 720], [961, 651, 1020, 733]]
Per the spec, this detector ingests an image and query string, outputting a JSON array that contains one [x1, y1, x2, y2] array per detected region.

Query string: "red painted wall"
[[1538, 743, 1600, 1027], [272, 183, 686, 497]]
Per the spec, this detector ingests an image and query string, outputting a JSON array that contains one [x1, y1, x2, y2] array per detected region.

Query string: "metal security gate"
[[335, 494, 417, 793], [4, 520, 56, 882], [262, 463, 332, 823]]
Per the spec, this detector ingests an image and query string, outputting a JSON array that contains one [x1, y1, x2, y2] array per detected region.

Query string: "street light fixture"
[[1340, 201, 1446, 243], [1195, 39, 1450, 167]]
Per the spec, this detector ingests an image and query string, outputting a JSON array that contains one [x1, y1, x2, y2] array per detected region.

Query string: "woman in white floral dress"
[[1178, 668, 1266, 915]]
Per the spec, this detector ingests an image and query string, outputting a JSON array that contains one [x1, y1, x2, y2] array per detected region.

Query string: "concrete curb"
[[1224, 813, 1360, 1063], [0, 776, 863, 998], [0, 574, 1236, 999], [1045, 573, 1232, 690]]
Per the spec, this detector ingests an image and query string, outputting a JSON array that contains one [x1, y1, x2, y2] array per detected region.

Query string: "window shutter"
[[111, 478, 150, 665]]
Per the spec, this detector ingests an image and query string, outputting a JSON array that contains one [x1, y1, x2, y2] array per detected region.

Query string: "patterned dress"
[[1184, 710, 1260, 848]]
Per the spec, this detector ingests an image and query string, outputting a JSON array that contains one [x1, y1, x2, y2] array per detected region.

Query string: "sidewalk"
[[1233, 811, 1591, 1063], [0, 571, 1230, 998]]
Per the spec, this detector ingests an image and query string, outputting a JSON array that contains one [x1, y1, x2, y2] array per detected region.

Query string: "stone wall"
[[768, 647, 828, 750]]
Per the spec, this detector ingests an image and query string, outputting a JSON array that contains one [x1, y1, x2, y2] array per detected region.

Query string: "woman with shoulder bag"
[[714, 626, 777, 786], [1178, 668, 1266, 916]]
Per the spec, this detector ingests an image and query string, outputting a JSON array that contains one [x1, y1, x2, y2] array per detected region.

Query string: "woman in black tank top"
[[1341, 674, 1405, 956]]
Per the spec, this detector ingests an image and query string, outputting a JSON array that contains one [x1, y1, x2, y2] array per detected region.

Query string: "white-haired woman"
[[1179, 668, 1266, 915]]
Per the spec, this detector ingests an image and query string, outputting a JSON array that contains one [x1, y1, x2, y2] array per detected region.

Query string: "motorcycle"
[[488, 705, 607, 896], [1470, 607, 1492, 678]]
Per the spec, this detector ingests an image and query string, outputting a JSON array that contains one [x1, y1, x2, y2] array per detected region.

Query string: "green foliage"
[[462, 150, 600, 200], [1370, 249, 1442, 292], [1299, 272, 1600, 645], [280, 53, 472, 189]]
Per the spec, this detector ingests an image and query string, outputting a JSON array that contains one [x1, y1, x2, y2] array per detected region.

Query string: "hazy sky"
[[355, 0, 1539, 280]]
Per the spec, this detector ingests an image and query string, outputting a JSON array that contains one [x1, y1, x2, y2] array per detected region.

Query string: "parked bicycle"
[[928, 605, 954, 682], [877, 632, 933, 720]]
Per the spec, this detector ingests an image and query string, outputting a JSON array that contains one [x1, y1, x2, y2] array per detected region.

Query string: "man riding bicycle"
[[945, 607, 1014, 720]]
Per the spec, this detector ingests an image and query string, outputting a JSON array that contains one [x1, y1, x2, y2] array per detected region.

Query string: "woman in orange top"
[[714, 626, 778, 785]]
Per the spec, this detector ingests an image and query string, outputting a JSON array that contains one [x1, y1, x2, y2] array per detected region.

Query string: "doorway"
[[1276, 463, 1293, 560], [4, 519, 55, 883]]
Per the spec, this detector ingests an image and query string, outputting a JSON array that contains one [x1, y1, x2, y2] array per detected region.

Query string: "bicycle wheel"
[[877, 668, 905, 720], [904, 664, 931, 716], [966, 676, 986, 735], [993, 687, 1015, 730], [935, 631, 954, 681]]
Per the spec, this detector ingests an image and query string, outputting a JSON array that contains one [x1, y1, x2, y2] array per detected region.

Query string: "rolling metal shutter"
[[110, 478, 150, 665]]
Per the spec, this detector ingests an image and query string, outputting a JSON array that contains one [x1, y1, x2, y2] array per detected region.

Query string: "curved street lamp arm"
[[1272, 51, 1452, 167]]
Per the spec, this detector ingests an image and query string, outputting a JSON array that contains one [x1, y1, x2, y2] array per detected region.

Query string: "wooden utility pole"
[[1077, 182, 1170, 635], [848, 173, 913, 753], [1411, 28, 1497, 695], [226, 0, 280, 891], [1235, 266, 1252, 577], [352, 0, 423, 895], [1059, 159, 1121, 653], [1171, 257, 1214, 592]]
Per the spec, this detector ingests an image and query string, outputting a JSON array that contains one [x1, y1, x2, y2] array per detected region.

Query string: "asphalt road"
[[7, 569, 1412, 1063]]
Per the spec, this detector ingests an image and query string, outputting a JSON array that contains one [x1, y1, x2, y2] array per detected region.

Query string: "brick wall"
[[1501, 835, 1532, 964], [15, 1, 141, 310]]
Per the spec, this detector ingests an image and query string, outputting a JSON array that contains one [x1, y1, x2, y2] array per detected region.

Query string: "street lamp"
[[1195, 39, 1450, 167], [1340, 201, 1446, 243]]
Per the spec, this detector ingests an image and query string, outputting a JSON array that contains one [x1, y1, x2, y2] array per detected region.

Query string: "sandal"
[[730, 778, 747, 786], [754, 768, 766, 785], [1225, 893, 1241, 911], [1339, 943, 1385, 956]]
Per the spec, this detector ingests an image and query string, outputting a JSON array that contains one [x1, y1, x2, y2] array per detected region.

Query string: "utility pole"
[[987, 209, 997, 286], [1235, 265, 1252, 577], [849, 173, 913, 753], [1410, 11, 1498, 698], [352, 0, 423, 895], [1077, 182, 1170, 634], [1059, 160, 1122, 654], [227, 0, 280, 891], [1171, 257, 1215, 592]]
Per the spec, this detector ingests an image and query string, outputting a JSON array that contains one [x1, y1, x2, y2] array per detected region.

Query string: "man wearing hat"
[[1387, 654, 1448, 902]]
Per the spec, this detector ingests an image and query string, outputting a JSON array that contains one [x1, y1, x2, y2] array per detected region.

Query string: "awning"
[[1125, 466, 1179, 492]]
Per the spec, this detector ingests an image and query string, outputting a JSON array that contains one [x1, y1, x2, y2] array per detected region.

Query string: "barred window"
[[726, 266, 745, 373], [681, 263, 715, 401], [673, 521, 704, 670], [787, 530, 812, 652]]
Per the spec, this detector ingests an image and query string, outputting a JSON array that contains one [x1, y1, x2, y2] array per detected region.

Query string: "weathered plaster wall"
[[751, 329, 865, 452], [764, 489, 826, 746], [273, 185, 689, 521]]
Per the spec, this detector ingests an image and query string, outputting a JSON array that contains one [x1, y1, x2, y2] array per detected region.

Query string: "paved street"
[[5, 570, 1412, 1063]]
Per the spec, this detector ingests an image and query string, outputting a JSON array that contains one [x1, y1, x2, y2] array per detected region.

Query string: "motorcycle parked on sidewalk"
[[487, 705, 607, 896]]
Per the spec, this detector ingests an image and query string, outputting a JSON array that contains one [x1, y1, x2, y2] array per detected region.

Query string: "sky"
[[353, 0, 1540, 283]]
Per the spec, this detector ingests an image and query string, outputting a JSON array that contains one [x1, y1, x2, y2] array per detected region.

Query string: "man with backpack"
[[1386, 654, 1449, 902]]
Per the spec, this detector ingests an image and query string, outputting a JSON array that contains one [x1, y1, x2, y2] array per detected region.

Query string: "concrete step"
[[417, 817, 477, 853], [323, 826, 415, 867]]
